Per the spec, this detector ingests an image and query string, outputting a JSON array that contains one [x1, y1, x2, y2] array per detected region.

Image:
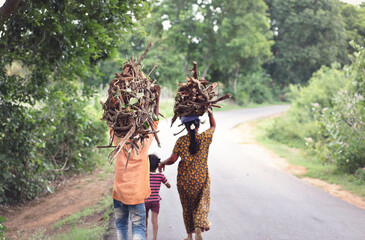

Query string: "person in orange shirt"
[[111, 85, 161, 240]]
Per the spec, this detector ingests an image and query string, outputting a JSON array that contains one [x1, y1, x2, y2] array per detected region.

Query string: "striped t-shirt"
[[145, 172, 168, 202]]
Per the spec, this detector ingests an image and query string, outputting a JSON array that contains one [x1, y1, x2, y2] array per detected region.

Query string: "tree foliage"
[[340, 2, 365, 54], [0, 0, 149, 204], [117, 26, 187, 90], [87, 0, 275, 103], [265, 0, 348, 86], [1, 0, 148, 102], [139, 0, 273, 102]]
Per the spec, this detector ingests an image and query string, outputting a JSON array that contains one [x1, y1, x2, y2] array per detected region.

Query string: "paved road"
[[105, 105, 365, 240]]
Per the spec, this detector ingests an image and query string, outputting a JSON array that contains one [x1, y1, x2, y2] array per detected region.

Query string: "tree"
[[265, 0, 348, 86], [147, 0, 216, 82], [0, 0, 149, 204], [340, 2, 365, 54], [212, 0, 273, 99], [146, 0, 273, 102], [118, 26, 187, 90], [86, 0, 275, 103]]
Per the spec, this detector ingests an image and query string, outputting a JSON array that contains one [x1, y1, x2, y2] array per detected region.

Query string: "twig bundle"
[[171, 61, 232, 126], [98, 43, 160, 167]]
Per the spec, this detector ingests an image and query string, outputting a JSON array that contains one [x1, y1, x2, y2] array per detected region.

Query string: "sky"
[[341, 0, 365, 4]]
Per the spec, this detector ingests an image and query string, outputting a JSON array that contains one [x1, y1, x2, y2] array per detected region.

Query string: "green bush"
[[313, 47, 365, 173], [0, 105, 46, 204], [265, 63, 346, 149], [288, 63, 346, 118], [0, 217, 6, 240], [265, 113, 319, 148], [266, 46, 365, 175], [0, 82, 107, 205], [314, 90, 365, 173], [37, 81, 107, 172], [242, 71, 274, 104], [355, 168, 365, 183]]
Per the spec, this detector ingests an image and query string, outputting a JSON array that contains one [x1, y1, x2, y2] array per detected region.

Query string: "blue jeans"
[[113, 199, 146, 240]]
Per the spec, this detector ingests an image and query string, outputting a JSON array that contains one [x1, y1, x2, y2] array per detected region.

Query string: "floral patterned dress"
[[173, 128, 214, 234]]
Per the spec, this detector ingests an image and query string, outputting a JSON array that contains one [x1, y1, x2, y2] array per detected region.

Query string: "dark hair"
[[184, 119, 200, 155], [149, 154, 160, 172]]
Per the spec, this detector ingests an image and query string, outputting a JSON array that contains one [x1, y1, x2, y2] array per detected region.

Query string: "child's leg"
[[151, 212, 158, 240], [150, 201, 160, 240], [183, 233, 193, 240]]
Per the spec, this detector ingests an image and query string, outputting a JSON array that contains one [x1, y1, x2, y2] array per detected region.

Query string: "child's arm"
[[162, 175, 171, 188]]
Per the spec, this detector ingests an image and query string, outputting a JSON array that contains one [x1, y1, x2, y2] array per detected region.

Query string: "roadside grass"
[[27, 195, 113, 240], [238, 100, 290, 110], [254, 117, 365, 197], [55, 225, 107, 240], [29, 225, 107, 240]]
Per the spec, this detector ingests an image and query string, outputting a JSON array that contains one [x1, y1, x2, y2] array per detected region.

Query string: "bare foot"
[[195, 228, 203, 240]]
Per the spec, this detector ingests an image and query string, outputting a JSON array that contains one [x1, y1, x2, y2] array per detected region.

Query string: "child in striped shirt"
[[145, 154, 171, 240]]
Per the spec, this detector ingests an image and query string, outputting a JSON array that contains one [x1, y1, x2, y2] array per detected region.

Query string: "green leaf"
[[136, 92, 144, 98], [129, 98, 138, 105], [152, 113, 159, 121]]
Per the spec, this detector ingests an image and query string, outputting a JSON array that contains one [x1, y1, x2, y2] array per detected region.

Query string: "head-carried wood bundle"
[[98, 43, 160, 168], [171, 61, 232, 127]]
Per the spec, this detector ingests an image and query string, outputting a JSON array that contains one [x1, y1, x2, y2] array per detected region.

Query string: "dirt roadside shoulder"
[[234, 120, 365, 211], [0, 168, 114, 239]]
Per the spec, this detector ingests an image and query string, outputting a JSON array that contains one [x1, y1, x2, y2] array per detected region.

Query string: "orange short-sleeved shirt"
[[111, 121, 158, 205]]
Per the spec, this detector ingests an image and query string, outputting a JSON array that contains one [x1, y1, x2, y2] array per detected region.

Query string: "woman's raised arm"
[[208, 110, 216, 132], [158, 152, 178, 172]]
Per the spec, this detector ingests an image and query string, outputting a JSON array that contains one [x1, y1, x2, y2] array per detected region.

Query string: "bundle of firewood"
[[99, 43, 160, 167], [171, 61, 232, 126]]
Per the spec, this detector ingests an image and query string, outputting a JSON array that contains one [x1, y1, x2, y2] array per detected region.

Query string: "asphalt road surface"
[[105, 105, 365, 240]]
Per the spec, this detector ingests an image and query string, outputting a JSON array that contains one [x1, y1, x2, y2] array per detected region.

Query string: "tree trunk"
[[185, 43, 192, 69], [202, 63, 211, 78], [201, 47, 210, 78], [233, 66, 240, 95], [0, 0, 22, 20]]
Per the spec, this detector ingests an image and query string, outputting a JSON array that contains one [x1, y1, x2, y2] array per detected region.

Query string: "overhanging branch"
[[0, 0, 22, 21]]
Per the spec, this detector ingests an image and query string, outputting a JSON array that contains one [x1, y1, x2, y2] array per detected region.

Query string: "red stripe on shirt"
[[146, 173, 167, 202]]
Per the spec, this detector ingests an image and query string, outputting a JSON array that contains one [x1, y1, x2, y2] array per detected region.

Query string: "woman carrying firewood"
[[158, 110, 216, 240]]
